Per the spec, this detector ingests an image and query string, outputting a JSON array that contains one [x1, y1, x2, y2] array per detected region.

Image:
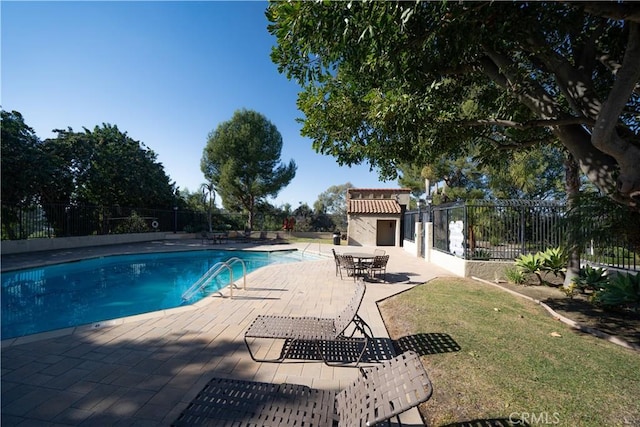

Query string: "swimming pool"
[[1, 249, 314, 340]]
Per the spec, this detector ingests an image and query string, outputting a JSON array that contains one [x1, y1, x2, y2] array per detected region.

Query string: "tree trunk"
[[553, 125, 618, 195], [207, 194, 213, 232], [590, 22, 640, 203], [482, 47, 640, 209], [563, 153, 581, 288], [247, 196, 255, 232]]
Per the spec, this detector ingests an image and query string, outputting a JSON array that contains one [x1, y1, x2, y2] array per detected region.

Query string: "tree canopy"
[[403, 144, 567, 203], [267, 1, 640, 209], [201, 109, 296, 230], [1, 111, 176, 209], [1, 110, 48, 206], [42, 124, 177, 208], [313, 182, 352, 231]]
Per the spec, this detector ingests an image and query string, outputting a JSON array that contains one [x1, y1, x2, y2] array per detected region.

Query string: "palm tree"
[[200, 182, 216, 232]]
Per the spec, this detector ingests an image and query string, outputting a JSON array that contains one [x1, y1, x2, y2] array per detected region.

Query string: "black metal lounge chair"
[[172, 350, 433, 427], [244, 280, 373, 366]]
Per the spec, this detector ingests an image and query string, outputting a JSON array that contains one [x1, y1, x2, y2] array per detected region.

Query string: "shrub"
[[183, 224, 197, 233], [513, 247, 569, 286], [471, 248, 492, 260], [572, 265, 608, 293], [539, 247, 568, 280], [114, 211, 149, 234], [560, 282, 579, 299], [593, 272, 640, 312], [489, 235, 502, 247], [504, 266, 526, 285], [515, 253, 544, 285], [29, 228, 55, 238]]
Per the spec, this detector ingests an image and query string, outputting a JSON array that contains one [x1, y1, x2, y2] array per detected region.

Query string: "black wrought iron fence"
[[404, 209, 433, 244], [432, 200, 565, 260], [577, 203, 639, 271], [403, 211, 418, 242], [426, 199, 638, 271], [584, 239, 639, 271], [0, 204, 252, 240]]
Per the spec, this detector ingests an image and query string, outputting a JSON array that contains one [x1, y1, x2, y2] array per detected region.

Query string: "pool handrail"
[[301, 243, 323, 258], [181, 257, 247, 301]]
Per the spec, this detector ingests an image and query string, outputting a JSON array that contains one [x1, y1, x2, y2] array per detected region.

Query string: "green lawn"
[[379, 278, 640, 427], [284, 236, 334, 245]]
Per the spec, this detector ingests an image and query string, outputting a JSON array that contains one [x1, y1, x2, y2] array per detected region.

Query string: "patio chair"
[[338, 255, 367, 281], [172, 350, 433, 427], [244, 280, 373, 366], [368, 255, 389, 282], [203, 231, 227, 244], [200, 231, 214, 245], [331, 248, 341, 276]]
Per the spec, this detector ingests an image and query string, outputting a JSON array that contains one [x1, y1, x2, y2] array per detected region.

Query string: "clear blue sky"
[[1, 1, 401, 208]]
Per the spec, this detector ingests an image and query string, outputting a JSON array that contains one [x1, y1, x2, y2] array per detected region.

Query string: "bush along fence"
[[507, 247, 640, 314], [405, 199, 637, 272]]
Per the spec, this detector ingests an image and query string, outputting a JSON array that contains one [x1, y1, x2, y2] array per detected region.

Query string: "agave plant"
[[572, 265, 608, 293], [514, 253, 544, 285], [593, 272, 640, 312], [540, 247, 568, 280]]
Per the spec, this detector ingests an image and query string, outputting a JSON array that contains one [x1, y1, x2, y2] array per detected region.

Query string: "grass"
[[379, 277, 640, 427], [284, 236, 334, 245]]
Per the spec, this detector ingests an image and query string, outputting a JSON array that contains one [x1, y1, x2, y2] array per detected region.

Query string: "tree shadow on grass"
[[542, 297, 640, 347]]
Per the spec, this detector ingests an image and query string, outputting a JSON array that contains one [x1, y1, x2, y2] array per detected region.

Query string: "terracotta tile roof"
[[348, 199, 402, 215], [348, 188, 411, 192]]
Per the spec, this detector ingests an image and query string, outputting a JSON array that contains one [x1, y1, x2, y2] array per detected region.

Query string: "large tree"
[[397, 163, 427, 203], [201, 109, 296, 231], [42, 124, 176, 208], [431, 144, 568, 202], [1, 117, 177, 236], [267, 1, 640, 209], [313, 182, 352, 230], [1, 110, 54, 239], [199, 182, 217, 232], [1, 110, 48, 207]]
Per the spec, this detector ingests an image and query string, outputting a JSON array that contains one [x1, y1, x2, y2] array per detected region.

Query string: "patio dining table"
[[343, 252, 376, 275], [343, 252, 376, 264]]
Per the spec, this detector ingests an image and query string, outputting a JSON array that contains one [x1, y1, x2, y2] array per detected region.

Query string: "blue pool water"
[[1, 250, 311, 340]]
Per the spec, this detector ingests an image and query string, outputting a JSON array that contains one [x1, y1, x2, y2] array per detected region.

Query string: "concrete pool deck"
[[1, 239, 452, 426]]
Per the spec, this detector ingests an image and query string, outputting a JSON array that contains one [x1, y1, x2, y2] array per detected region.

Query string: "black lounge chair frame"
[[172, 350, 433, 427], [244, 280, 373, 366]]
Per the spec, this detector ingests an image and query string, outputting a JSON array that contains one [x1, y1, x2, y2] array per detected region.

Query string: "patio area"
[[1, 240, 452, 426]]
